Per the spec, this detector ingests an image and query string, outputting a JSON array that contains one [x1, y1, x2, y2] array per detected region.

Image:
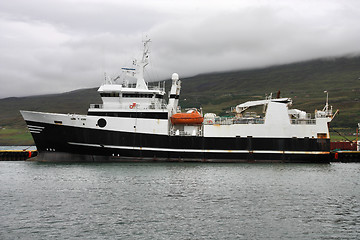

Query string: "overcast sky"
[[1, 0, 360, 98]]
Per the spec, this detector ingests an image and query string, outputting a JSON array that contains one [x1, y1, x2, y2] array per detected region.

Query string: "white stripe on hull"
[[27, 125, 45, 129], [28, 125, 44, 134], [29, 130, 41, 134], [68, 142, 329, 155]]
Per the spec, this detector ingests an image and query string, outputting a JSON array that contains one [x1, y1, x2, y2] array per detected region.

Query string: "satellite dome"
[[171, 73, 179, 81]]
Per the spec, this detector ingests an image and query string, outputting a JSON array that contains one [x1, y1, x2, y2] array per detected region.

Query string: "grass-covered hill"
[[180, 57, 360, 129], [0, 56, 359, 145]]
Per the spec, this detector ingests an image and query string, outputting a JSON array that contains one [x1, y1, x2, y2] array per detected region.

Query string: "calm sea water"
[[0, 161, 359, 239]]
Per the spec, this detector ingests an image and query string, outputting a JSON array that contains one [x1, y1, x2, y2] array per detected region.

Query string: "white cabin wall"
[[203, 123, 327, 138], [102, 97, 120, 109], [203, 102, 330, 138], [100, 96, 162, 110], [265, 102, 291, 126], [21, 111, 169, 135]]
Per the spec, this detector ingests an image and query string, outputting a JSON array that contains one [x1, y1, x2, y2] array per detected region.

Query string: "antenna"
[[141, 38, 151, 66]]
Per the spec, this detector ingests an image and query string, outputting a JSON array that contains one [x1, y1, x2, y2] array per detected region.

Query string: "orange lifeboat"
[[170, 110, 204, 125]]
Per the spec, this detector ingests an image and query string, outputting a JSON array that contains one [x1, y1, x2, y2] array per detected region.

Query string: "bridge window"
[[122, 93, 153, 98], [100, 92, 119, 97]]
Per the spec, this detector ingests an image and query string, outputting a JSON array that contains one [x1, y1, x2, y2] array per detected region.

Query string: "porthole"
[[97, 118, 107, 128]]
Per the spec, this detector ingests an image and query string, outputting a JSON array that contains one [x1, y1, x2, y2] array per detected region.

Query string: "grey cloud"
[[1, 0, 360, 98], [0, 0, 169, 34], [150, 4, 360, 76]]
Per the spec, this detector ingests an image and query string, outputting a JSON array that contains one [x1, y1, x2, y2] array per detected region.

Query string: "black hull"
[[26, 121, 331, 163]]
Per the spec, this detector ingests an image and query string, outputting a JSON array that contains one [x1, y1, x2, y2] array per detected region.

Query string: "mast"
[[135, 39, 151, 90]]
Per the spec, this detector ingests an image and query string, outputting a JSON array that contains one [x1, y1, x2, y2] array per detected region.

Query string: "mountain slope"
[[180, 57, 360, 128], [0, 56, 359, 144]]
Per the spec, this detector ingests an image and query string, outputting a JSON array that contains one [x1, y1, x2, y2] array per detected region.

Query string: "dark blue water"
[[0, 162, 359, 239]]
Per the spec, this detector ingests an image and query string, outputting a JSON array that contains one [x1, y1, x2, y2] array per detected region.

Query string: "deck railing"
[[290, 119, 316, 125], [203, 117, 316, 125], [89, 102, 168, 110], [204, 117, 265, 125]]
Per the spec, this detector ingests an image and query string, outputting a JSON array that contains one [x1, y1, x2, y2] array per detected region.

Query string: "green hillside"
[[180, 57, 360, 124], [1, 56, 359, 145]]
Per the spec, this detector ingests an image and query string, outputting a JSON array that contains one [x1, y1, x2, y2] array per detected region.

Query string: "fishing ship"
[[21, 39, 335, 163]]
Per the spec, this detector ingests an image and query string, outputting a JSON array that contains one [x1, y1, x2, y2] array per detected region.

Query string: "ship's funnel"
[[168, 73, 181, 115]]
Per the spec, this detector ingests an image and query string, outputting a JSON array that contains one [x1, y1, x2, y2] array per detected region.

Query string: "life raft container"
[[170, 110, 204, 125]]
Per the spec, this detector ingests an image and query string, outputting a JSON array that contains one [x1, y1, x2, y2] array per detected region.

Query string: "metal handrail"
[[290, 119, 316, 125]]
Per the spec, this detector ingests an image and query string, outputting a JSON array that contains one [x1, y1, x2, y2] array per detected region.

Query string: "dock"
[[331, 151, 360, 163], [0, 150, 38, 161]]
